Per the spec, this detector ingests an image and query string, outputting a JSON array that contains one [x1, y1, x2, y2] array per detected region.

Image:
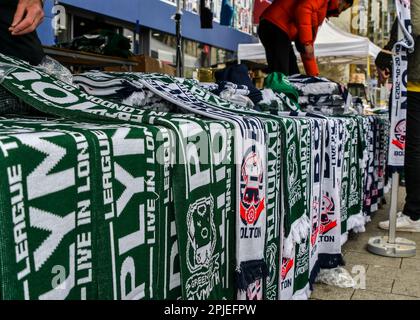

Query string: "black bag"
[[200, 0, 213, 29]]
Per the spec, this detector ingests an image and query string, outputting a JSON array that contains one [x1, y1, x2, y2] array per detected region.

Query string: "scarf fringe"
[[384, 182, 391, 194], [235, 260, 269, 291], [283, 215, 311, 259], [347, 212, 367, 233], [291, 284, 311, 300]]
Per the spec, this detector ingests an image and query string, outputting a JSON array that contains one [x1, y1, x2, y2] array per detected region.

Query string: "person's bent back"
[[260, 0, 353, 76]]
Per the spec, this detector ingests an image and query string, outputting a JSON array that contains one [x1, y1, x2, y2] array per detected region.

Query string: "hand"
[[302, 44, 315, 60], [9, 0, 44, 36], [377, 67, 391, 86]]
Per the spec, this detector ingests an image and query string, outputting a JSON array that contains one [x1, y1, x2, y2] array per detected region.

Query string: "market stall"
[[237, 20, 382, 65]]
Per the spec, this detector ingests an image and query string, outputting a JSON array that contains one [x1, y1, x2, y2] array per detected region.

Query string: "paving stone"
[[311, 283, 354, 300], [344, 233, 386, 254], [344, 251, 402, 269], [401, 258, 420, 271], [394, 268, 420, 281], [392, 275, 420, 298], [364, 276, 394, 294], [366, 265, 401, 280], [352, 290, 420, 300]]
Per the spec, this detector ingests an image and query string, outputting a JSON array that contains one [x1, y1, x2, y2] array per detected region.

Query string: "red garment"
[[253, 0, 272, 25], [261, 0, 300, 41], [261, 0, 340, 76]]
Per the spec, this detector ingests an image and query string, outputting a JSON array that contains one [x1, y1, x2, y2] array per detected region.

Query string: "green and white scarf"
[[0, 54, 234, 300]]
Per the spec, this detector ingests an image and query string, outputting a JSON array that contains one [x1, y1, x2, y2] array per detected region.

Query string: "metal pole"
[[388, 172, 399, 244], [175, 0, 183, 77]]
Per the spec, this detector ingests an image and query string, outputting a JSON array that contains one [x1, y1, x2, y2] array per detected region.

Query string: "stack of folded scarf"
[[73, 71, 175, 113], [257, 89, 300, 114], [214, 64, 263, 105], [288, 75, 350, 115], [211, 81, 254, 108]]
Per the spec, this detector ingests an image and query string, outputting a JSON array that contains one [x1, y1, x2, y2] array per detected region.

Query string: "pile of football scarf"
[[0, 53, 391, 300], [0, 54, 237, 300]]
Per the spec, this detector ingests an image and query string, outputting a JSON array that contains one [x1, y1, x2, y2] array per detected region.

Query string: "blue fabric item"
[[220, 0, 234, 26], [318, 254, 345, 269]]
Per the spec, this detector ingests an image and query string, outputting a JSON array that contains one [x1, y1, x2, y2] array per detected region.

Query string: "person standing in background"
[[258, 0, 353, 76], [377, 0, 420, 232], [0, 0, 45, 115]]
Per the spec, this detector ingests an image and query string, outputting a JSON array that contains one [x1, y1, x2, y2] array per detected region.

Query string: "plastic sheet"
[[0, 62, 16, 85], [36, 56, 73, 85], [315, 267, 356, 288]]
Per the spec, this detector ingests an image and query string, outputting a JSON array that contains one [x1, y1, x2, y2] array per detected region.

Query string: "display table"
[[43, 46, 138, 71]]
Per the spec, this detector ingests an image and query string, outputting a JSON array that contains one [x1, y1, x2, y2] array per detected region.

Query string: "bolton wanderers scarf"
[[307, 117, 325, 289], [176, 78, 310, 301], [318, 118, 345, 269], [388, 0, 414, 170]]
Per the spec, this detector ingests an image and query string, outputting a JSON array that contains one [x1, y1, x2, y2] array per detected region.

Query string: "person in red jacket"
[[258, 0, 353, 76]]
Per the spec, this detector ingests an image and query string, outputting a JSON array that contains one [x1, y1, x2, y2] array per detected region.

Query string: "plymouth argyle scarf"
[[0, 118, 175, 300], [292, 118, 311, 300], [388, 0, 414, 170], [0, 54, 235, 300], [339, 119, 351, 239], [346, 116, 368, 233]]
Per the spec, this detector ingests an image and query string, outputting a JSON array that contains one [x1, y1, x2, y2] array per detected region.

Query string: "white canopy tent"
[[238, 20, 382, 65]]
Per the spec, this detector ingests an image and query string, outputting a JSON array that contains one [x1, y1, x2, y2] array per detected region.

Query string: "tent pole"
[[175, 0, 183, 77]]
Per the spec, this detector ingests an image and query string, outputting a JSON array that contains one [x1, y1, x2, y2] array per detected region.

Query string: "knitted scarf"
[[388, 0, 414, 170]]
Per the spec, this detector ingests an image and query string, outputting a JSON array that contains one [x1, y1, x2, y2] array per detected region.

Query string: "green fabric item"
[[264, 73, 300, 109], [292, 118, 311, 299], [263, 120, 282, 300]]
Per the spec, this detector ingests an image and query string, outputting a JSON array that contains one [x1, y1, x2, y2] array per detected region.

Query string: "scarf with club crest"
[[318, 118, 346, 269], [388, 0, 414, 170]]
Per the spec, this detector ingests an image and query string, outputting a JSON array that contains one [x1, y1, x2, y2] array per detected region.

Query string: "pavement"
[[312, 187, 420, 300]]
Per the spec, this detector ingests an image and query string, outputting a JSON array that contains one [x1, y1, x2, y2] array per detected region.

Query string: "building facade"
[[37, 0, 258, 75]]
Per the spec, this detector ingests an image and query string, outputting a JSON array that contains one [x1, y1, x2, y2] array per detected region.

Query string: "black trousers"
[[0, 4, 45, 65], [403, 91, 420, 221], [257, 19, 300, 76]]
